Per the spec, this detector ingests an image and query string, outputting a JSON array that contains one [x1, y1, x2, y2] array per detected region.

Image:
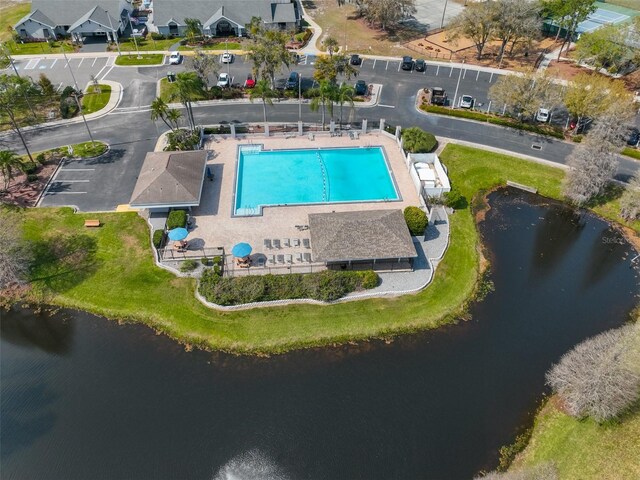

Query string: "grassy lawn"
[[12, 144, 637, 355], [20, 141, 108, 162], [116, 37, 179, 52], [510, 398, 640, 479], [81, 85, 111, 114], [0, 2, 30, 42], [159, 77, 207, 103], [115, 54, 164, 66], [305, 0, 419, 57], [4, 39, 75, 54], [178, 42, 242, 51], [622, 147, 640, 160]]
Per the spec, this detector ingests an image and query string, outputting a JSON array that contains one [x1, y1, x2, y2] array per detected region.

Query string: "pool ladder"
[[316, 152, 329, 202]]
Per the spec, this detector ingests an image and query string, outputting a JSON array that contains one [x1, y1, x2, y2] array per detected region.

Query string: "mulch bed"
[[0, 157, 62, 208]]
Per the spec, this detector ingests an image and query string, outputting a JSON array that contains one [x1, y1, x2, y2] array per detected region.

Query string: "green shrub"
[[180, 259, 198, 272], [401, 127, 437, 153], [201, 257, 211, 266], [421, 104, 489, 122], [572, 134, 584, 143], [212, 255, 222, 265], [404, 206, 428, 235], [26, 173, 39, 182], [59, 96, 79, 119], [621, 147, 640, 160], [166, 210, 187, 229], [150, 32, 166, 40], [444, 187, 466, 209], [60, 86, 77, 100], [359, 270, 379, 289], [213, 265, 222, 276], [152, 230, 164, 248], [22, 162, 37, 174], [36, 153, 46, 164]]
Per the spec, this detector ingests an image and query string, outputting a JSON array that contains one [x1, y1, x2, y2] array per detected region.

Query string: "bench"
[[84, 219, 100, 227]]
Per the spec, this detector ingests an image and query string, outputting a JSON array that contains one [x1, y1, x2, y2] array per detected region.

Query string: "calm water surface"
[[2, 190, 639, 479]]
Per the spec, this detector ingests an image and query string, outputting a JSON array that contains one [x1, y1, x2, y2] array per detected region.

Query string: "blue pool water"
[[234, 146, 399, 215]]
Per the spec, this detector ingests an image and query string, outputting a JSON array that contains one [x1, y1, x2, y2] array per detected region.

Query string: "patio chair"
[[296, 253, 303, 263], [285, 254, 293, 264], [303, 238, 311, 249], [273, 239, 281, 249], [303, 252, 312, 263], [268, 254, 276, 265], [292, 238, 300, 247], [277, 254, 285, 264], [283, 238, 291, 247], [264, 239, 272, 249]]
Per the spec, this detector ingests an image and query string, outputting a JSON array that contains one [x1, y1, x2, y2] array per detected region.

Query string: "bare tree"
[[189, 50, 219, 89], [493, 0, 541, 65], [563, 138, 618, 206], [0, 209, 32, 289], [620, 176, 640, 222], [546, 324, 640, 423], [447, 2, 499, 59], [360, 0, 417, 32], [475, 463, 559, 480], [489, 68, 561, 120]]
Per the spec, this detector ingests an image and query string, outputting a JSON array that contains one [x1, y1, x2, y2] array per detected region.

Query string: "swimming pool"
[[234, 146, 399, 216]]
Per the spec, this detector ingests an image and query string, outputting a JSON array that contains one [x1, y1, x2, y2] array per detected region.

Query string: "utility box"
[[167, 72, 176, 83]]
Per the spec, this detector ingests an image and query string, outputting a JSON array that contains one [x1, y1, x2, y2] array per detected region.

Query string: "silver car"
[[459, 95, 474, 109]]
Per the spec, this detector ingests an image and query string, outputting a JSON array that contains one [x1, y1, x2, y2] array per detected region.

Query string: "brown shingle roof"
[[130, 151, 207, 208], [309, 209, 417, 263]]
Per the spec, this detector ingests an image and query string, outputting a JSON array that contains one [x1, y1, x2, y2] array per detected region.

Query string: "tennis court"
[[577, 8, 630, 33]]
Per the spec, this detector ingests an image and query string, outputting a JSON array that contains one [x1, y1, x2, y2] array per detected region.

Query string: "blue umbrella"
[[232, 242, 252, 258], [168, 228, 188, 241]]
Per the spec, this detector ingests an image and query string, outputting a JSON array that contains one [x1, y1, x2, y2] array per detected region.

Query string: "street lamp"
[[127, 11, 142, 59], [62, 47, 95, 145], [106, 10, 121, 56], [1, 42, 20, 77], [440, 0, 449, 29], [298, 73, 302, 122], [452, 61, 464, 109]]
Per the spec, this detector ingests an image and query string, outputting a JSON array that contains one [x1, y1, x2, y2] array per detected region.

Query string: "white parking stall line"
[[51, 59, 58, 68], [99, 65, 115, 81], [78, 58, 85, 67], [60, 168, 96, 172], [53, 179, 91, 183], [436, 65, 440, 75], [372, 59, 376, 69], [397, 61, 401, 72], [92, 57, 98, 67], [24, 59, 40, 70], [378, 104, 396, 108], [463, 68, 467, 79], [449, 67, 454, 77], [56, 82, 63, 92], [386, 60, 389, 70], [106, 56, 115, 66], [476, 70, 480, 81], [47, 191, 87, 195]]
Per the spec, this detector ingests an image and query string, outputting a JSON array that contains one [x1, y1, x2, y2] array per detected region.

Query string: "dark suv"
[[350, 54, 362, 65], [355, 80, 367, 96], [401, 56, 413, 71], [286, 72, 300, 89], [415, 59, 426, 72]]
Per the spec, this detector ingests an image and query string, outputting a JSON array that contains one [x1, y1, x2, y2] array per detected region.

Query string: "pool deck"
[[190, 133, 422, 268]]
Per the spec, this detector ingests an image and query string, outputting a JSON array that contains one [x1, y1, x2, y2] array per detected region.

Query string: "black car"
[[354, 80, 367, 96], [401, 56, 413, 71], [627, 128, 640, 147], [286, 72, 300, 90], [350, 54, 362, 66], [415, 59, 426, 72]]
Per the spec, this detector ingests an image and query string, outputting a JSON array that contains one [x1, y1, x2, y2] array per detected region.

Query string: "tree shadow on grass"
[[585, 183, 625, 209], [29, 234, 100, 293]]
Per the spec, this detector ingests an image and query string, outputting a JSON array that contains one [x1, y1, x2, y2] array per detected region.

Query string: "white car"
[[536, 108, 550, 123], [459, 95, 474, 109], [221, 53, 234, 64], [168, 52, 182, 65], [217, 73, 231, 88]]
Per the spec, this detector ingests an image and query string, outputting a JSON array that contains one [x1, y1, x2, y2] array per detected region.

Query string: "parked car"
[[536, 108, 550, 123], [286, 71, 300, 89], [429, 87, 447, 106], [414, 59, 426, 72], [350, 54, 362, 66], [217, 73, 231, 88], [627, 127, 640, 147], [244, 74, 255, 89], [354, 79, 367, 96], [221, 53, 234, 64], [459, 95, 474, 109], [401, 56, 413, 71], [168, 52, 182, 65], [569, 117, 591, 134]]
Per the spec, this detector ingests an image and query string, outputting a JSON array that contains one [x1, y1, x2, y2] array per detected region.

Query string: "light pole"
[[440, 0, 449, 29], [62, 47, 95, 145], [106, 10, 121, 56], [225, 37, 230, 77], [128, 11, 141, 59], [298, 73, 302, 122], [452, 61, 463, 109], [1, 42, 20, 77]]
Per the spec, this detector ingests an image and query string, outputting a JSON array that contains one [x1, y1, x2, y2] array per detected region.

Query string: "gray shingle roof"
[[309, 210, 418, 263], [69, 6, 119, 32], [14, 9, 56, 29], [30, 0, 125, 27], [130, 151, 208, 208], [154, 0, 296, 27]]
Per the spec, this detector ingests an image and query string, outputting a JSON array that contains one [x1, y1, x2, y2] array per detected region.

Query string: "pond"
[[1, 189, 638, 479]]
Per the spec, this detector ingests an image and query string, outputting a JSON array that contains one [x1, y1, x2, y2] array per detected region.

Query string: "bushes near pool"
[[166, 210, 187, 229], [199, 269, 379, 305], [404, 206, 428, 235]]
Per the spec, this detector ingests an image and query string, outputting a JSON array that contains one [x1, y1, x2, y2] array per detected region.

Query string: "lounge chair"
[[292, 238, 300, 247], [296, 253, 303, 263], [283, 238, 291, 247], [285, 254, 292, 264], [264, 239, 272, 249], [277, 254, 285, 264], [303, 238, 311, 249], [303, 252, 312, 263], [268, 254, 276, 265], [273, 239, 281, 249]]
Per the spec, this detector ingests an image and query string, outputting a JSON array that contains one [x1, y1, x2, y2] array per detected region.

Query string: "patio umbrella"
[[232, 242, 252, 258], [168, 228, 188, 241]]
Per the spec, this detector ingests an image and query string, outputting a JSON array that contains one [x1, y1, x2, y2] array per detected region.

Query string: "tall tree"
[[0, 208, 32, 289], [620, 176, 640, 222], [575, 24, 638, 73], [310, 80, 337, 128], [248, 79, 275, 123], [166, 108, 182, 130], [541, 0, 596, 60], [169, 72, 203, 131], [361, 0, 417, 32], [189, 49, 219, 89], [489, 68, 561, 120], [0, 149, 25, 191], [447, 1, 499, 60], [493, 0, 541, 65], [334, 83, 355, 126], [246, 20, 293, 88], [322, 36, 339, 57], [150, 97, 180, 131], [0, 74, 38, 163], [183, 18, 203, 44]]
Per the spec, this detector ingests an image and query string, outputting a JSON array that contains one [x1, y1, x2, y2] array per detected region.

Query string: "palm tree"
[[0, 150, 25, 191], [309, 80, 337, 129], [150, 97, 173, 131], [334, 83, 355, 127], [168, 72, 203, 131], [322, 36, 339, 57], [183, 18, 203, 45], [166, 108, 182, 130], [249, 79, 275, 124]]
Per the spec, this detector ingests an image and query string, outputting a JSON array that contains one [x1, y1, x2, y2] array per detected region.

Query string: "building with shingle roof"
[[309, 210, 418, 266], [130, 151, 208, 211]]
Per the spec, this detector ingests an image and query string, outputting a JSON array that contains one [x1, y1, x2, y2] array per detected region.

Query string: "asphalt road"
[[2, 54, 639, 211]]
